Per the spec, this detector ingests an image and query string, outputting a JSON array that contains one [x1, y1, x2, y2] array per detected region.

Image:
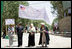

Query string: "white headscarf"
[[29, 23, 36, 32], [31, 23, 34, 27]]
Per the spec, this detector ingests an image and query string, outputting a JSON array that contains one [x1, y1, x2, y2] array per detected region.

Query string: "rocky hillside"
[[59, 16, 71, 32]]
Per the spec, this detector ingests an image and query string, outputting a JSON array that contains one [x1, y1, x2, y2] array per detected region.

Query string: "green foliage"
[[2, 1, 29, 31], [51, 17, 58, 29], [1, 1, 3, 33], [50, 1, 64, 20], [2, 1, 53, 32], [1, 1, 3, 14], [2, 1, 29, 20]]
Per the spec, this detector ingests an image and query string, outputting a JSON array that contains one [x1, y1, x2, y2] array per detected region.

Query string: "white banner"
[[19, 5, 50, 24], [5, 19, 15, 25]]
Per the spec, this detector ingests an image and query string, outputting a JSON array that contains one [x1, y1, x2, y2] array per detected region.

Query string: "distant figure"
[[3, 28, 6, 39], [35, 27, 38, 33], [28, 23, 36, 47], [53, 26, 56, 34], [25, 24, 28, 33], [39, 23, 50, 47], [16, 22, 24, 47], [8, 24, 14, 47]]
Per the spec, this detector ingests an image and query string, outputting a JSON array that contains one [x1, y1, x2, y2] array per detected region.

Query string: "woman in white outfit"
[[28, 23, 36, 47]]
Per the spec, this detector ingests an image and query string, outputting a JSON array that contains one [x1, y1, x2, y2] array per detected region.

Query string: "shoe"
[[9, 44, 13, 47], [18, 45, 20, 47], [45, 46, 47, 47], [28, 45, 30, 47], [42, 46, 44, 47]]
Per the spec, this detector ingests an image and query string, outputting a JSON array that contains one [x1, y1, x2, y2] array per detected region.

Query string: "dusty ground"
[[1, 33, 71, 48]]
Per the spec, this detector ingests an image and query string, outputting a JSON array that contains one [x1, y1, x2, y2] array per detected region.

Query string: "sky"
[[27, 1, 57, 25]]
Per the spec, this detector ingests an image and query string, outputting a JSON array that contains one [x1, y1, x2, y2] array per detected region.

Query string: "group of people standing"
[[8, 22, 50, 47]]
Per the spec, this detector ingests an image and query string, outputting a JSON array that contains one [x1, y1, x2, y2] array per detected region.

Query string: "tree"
[[50, 1, 64, 20], [51, 17, 58, 29], [2, 1, 29, 31], [50, 1, 71, 32], [50, 1, 64, 32]]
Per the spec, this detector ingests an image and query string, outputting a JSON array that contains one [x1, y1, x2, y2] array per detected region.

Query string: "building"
[[62, 1, 71, 17]]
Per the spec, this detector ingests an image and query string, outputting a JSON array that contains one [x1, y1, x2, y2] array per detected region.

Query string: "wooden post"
[[6, 25, 7, 35]]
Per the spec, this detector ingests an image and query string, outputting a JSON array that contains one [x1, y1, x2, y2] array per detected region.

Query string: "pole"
[[1, 1, 3, 34], [6, 25, 7, 35]]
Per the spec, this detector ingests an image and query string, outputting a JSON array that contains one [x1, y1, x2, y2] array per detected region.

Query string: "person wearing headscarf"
[[25, 24, 28, 33], [39, 23, 50, 47], [28, 23, 36, 47]]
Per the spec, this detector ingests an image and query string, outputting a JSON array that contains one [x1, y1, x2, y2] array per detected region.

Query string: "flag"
[[19, 4, 50, 24], [43, 8, 50, 24], [20, 5, 25, 10]]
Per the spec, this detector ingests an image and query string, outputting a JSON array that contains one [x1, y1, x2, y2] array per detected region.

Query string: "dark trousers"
[[17, 33, 23, 46], [28, 33, 35, 46], [2, 32, 6, 39]]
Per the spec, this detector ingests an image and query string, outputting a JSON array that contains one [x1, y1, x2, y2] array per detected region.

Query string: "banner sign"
[[19, 5, 50, 24], [5, 19, 15, 25]]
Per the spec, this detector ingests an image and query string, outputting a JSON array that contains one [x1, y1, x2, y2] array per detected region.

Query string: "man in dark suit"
[[16, 22, 24, 47]]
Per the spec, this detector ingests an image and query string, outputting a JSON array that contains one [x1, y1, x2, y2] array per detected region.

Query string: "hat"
[[40, 23, 45, 25]]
